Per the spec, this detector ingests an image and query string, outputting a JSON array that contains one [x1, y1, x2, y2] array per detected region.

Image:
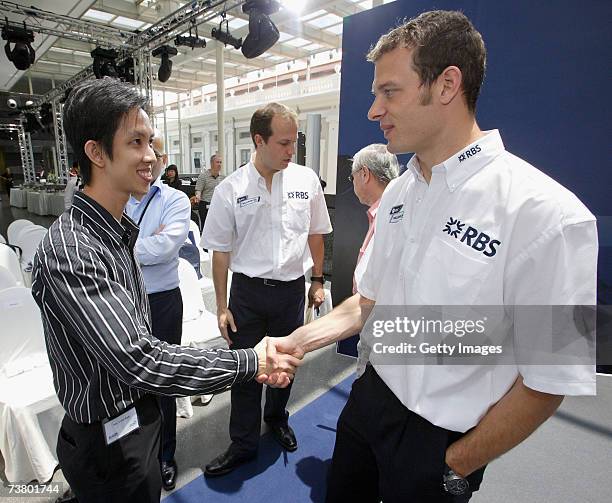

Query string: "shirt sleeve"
[[37, 240, 258, 396], [134, 191, 191, 266], [200, 182, 235, 252], [309, 177, 332, 235], [505, 220, 598, 396]]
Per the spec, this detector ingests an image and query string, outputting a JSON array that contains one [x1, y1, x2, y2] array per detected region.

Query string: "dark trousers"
[[228, 272, 305, 454], [326, 365, 486, 503], [198, 200, 210, 232], [56, 395, 162, 503], [148, 287, 183, 462]]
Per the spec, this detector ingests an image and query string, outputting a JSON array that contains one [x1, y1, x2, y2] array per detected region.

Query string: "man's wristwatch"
[[442, 464, 469, 496], [310, 276, 325, 284]]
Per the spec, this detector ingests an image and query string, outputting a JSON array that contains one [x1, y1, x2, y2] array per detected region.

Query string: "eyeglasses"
[[348, 167, 364, 182], [153, 151, 164, 160]]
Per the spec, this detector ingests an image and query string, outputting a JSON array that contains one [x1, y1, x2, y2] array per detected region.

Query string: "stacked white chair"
[[176, 258, 227, 417], [0, 266, 18, 290], [14, 225, 47, 286], [0, 243, 24, 286], [188, 219, 212, 277], [0, 286, 63, 483], [7, 219, 33, 245], [0, 233, 6, 244]]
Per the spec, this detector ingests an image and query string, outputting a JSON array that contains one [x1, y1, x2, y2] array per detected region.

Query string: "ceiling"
[[0, 0, 395, 97]]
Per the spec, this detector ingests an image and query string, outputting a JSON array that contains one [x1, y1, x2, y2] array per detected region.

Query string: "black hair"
[[63, 77, 149, 185]]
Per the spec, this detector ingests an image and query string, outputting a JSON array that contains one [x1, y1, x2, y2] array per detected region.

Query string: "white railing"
[[181, 73, 341, 118]]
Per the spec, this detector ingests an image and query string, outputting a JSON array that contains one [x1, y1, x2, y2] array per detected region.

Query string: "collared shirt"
[[31, 191, 258, 424], [195, 169, 225, 202], [353, 198, 381, 294], [202, 161, 332, 281], [357, 130, 597, 432], [125, 177, 191, 294]]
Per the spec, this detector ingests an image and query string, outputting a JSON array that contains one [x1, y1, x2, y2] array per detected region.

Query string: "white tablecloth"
[[9, 188, 27, 208], [24, 191, 64, 216]]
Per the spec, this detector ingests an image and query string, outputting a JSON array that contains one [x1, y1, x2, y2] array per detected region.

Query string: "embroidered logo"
[[457, 145, 482, 163], [443, 216, 501, 257], [443, 217, 464, 238]]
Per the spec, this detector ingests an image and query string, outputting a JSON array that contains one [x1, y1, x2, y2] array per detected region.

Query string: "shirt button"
[[409, 238, 415, 244], [450, 184, 456, 191], [416, 198, 422, 203]]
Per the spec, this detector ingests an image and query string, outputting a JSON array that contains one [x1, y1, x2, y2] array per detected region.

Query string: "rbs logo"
[[443, 217, 501, 257], [287, 191, 309, 200], [458, 144, 481, 163]]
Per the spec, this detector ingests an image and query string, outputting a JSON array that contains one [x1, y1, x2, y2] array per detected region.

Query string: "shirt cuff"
[[233, 348, 259, 384]]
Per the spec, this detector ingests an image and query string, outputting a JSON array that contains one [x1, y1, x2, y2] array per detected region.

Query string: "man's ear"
[[438, 65, 463, 106], [84, 140, 106, 168], [254, 133, 264, 148]]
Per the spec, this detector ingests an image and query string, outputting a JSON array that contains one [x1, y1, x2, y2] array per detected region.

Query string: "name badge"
[[389, 204, 404, 223], [102, 406, 139, 445], [238, 196, 261, 208]]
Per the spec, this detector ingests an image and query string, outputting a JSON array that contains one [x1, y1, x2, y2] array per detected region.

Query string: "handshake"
[[252, 336, 305, 388]]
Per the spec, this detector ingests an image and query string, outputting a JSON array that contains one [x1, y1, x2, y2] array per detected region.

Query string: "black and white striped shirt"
[[31, 191, 258, 424]]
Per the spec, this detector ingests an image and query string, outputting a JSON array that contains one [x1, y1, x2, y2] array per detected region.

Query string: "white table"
[[9, 188, 27, 208]]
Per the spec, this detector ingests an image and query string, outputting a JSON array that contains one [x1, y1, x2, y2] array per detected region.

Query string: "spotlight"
[[7, 98, 17, 109], [175, 35, 207, 49], [241, 0, 281, 59], [117, 57, 135, 84], [91, 47, 119, 79], [152, 45, 177, 83], [2, 23, 36, 71], [211, 20, 242, 50], [25, 100, 33, 107]]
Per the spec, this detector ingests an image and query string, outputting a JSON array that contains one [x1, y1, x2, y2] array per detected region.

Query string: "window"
[[240, 148, 251, 166]]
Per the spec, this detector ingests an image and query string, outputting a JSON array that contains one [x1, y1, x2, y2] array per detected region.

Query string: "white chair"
[[186, 219, 212, 277], [0, 266, 18, 290], [0, 234, 6, 244], [0, 287, 63, 483], [176, 259, 227, 417], [14, 225, 47, 277], [0, 243, 24, 286], [7, 219, 33, 245]]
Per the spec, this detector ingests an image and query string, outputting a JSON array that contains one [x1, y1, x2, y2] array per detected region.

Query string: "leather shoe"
[[205, 448, 256, 477], [268, 423, 298, 452], [161, 459, 178, 491]]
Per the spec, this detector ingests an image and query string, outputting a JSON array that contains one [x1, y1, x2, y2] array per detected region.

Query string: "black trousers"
[[198, 200, 210, 232], [326, 365, 487, 503], [56, 395, 162, 503], [148, 287, 183, 462], [228, 272, 305, 454]]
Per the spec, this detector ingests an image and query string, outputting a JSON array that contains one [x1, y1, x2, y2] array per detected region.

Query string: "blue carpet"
[[163, 376, 355, 503]]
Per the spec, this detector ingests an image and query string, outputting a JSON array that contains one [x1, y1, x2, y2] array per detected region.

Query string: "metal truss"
[[52, 102, 69, 184], [0, 123, 35, 184], [0, 0, 139, 49]]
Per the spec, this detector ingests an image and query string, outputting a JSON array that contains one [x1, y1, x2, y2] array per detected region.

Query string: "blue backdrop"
[[334, 0, 612, 358]]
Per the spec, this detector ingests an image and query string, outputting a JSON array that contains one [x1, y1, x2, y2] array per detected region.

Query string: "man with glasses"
[[125, 132, 191, 491], [349, 144, 399, 376]]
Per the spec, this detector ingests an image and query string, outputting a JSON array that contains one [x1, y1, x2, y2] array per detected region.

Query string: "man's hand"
[[308, 282, 325, 308], [194, 194, 201, 203], [217, 307, 237, 346], [254, 336, 303, 388]]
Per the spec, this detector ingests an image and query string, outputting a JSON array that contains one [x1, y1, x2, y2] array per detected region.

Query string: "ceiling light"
[[152, 45, 178, 83], [211, 18, 242, 50], [242, 1, 281, 59], [2, 23, 36, 71]]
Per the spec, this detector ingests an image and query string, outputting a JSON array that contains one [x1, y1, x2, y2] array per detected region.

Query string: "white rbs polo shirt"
[[202, 161, 332, 281], [357, 130, 598, 432]]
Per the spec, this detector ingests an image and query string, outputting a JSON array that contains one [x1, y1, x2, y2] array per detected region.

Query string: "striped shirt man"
[[31, 191, 257, 424], [195, 169, 225, 203]]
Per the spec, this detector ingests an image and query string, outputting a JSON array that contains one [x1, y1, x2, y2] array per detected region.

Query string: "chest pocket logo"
[[287, 191, 309, 200], [389, 204, 404, 223], [443, 217, 501, 257]]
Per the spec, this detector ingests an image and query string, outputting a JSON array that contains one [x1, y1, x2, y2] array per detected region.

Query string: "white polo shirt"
[[202, 161, 332, 281], [357, 130, 598, 432]]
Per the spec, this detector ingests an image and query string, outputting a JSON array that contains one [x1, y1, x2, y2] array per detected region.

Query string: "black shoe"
[[268, 423, 298, 452], [204, 447, 256, 477], [161, 459, 178, 491]]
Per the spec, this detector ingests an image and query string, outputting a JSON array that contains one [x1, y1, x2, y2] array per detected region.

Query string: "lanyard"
[[137, 186, 159, 226]]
